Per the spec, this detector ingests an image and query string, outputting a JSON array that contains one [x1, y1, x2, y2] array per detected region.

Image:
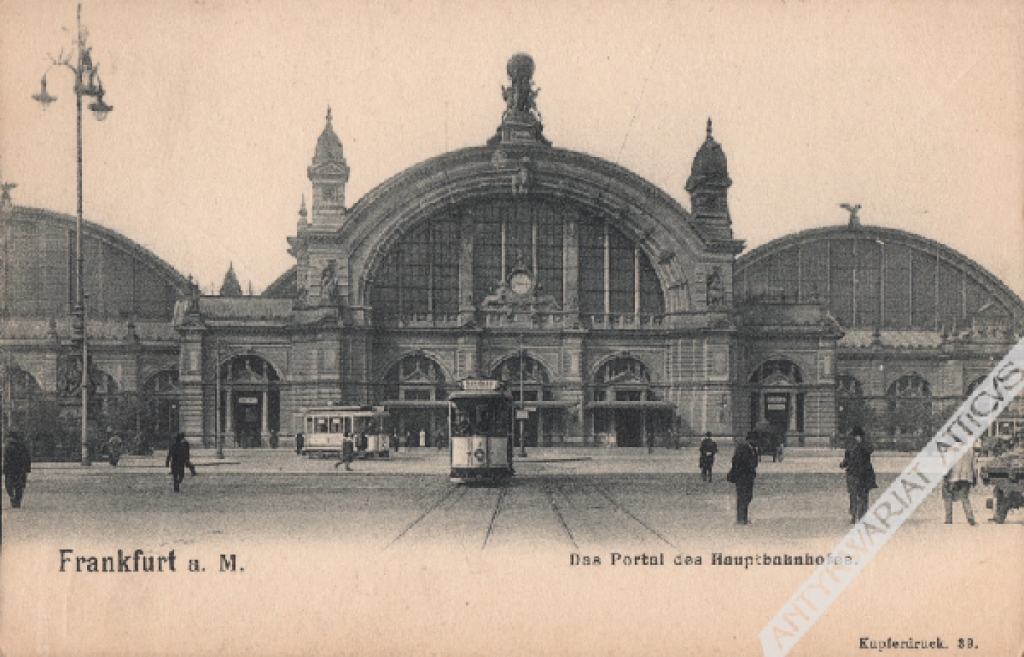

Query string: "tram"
[[449, 378, 515, 483], [301, 406, 390, 458]]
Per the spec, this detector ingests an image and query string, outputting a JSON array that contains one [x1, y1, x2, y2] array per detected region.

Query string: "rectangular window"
[[579, 218, 605, 314]]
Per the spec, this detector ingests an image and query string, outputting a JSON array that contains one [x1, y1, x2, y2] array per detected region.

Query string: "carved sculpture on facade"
[[320, 260, 339, 304], [502, 53, 539, 117], [490, 53, 550, 147], [706, 266, 725, 307], [512, 158, 530, 196]]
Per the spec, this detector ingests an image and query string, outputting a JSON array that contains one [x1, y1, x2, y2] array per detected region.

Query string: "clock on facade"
[[509, 270, 534, 295]]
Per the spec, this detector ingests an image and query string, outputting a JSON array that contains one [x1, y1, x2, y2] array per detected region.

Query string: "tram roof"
[[448, 390, 513, 400], [304, 406, 381, 415]]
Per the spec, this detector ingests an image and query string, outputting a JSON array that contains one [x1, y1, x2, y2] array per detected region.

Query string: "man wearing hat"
[[3, 432, 32, 508]]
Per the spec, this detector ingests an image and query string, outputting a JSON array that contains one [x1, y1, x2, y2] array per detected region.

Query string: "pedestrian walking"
[[107, 431, 122, 466], [840, 426, 876, 523], [727, 433, 758, 524], [165, 432, 197, 493], [943, 444, 978, 526], [334, 435, 355, 471], [699, 432, 718, 482], [3, 432, 32, 508], [295, 431, 305, 456]]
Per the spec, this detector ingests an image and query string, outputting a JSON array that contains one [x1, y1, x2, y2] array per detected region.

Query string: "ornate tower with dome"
[[686, 118, 733, 242]]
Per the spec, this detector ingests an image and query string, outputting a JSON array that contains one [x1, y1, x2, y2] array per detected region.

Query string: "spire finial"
[[299, 195, 307, 218], [326, 106, 332, 125], [706, 117, 713, 140]]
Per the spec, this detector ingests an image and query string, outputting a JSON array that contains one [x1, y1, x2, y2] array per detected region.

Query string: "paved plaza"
[[4, 446, 1021, 548], [3, 447, 1022, 657]]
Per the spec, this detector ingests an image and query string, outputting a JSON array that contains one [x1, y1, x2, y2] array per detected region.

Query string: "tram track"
[[481, 484, 507, 550], [545, 484, 579, 550], [384, 485, 465, 549], [593, 484, 678, 550]]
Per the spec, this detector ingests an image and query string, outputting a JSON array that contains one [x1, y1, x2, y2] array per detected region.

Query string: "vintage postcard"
[[2, 1, 1022, 656]]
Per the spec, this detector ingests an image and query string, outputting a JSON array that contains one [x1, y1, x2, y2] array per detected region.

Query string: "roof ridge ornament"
[[488, 53, 551, 147], [839, 203, 862, 227]]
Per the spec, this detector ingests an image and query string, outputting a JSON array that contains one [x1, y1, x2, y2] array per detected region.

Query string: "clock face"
[[509, 271, 533, 295]]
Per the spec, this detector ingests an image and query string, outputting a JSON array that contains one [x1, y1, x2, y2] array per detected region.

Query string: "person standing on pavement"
[[727, 433, 758, 524], [3, 432, 32, 508], [335, 434, 355, 471], [295, 432, 305, 456], [840, 426, 876, 523], [107, 431, 122, 466], [165, 432, 197, 493], [943, 443, 978, 526], [699, 432, 718, 482]]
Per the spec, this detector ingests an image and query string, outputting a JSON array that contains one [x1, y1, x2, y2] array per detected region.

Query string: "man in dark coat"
[[334, 435, 355, 471], [165, 432, 197, 492], [699, 432, 718, 482], [729, 433, 759, 524], [840, 426, 876, 522], [295, 432, 305, 456], [3, 432, 32, 508]]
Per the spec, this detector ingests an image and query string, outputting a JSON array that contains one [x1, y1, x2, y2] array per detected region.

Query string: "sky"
[[2, 0, 1022, 298]]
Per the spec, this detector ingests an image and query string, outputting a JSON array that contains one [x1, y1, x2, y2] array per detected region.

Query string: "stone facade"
[[4, 54, 1023, 454]]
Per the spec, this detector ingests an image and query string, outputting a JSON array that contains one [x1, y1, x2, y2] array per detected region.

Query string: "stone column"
[[261, 389, 269, 442], [177, 329, 206, 445], [459, 212, 476, 324], [563, 216, 580, 321]]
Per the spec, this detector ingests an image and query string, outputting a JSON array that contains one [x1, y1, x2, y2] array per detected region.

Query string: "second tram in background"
[[449, 378, 514, 484], [301, 406, 390, 458]]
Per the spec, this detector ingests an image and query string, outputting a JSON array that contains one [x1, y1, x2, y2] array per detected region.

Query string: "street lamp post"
[[34, 3, 114, 466], [518, 338, 527, 458]]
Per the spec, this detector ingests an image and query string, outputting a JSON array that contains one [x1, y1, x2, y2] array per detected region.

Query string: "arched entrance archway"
[[490, 353, 552, 447], [836, 374, 868, 440], [589, 357, 670, 447], [376, 354, 448, 447], [219, 355, 280, 447], [749, 359, 806, 436], [2, 365, 61, 458], [886, 374, 932, 446], [142, 370, 180, 445]]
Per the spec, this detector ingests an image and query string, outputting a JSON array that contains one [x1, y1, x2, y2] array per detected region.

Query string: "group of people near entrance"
[[697, 424, 985, 526]]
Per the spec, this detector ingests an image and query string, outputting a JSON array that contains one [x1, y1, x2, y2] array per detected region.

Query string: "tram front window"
[[452, 399, 510, 437]]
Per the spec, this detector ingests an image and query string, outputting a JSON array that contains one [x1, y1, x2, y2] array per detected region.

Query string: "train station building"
[[3, 54, 1023, 456]]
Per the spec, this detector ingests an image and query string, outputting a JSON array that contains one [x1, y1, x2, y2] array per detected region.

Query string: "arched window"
[[491, 354, 551, 398], [379, 354, 447, 402], [749, 359, 804, 385], [142, 370, 180, 440], [593, 357, 653, 402], [836, 374, 869, 436], [887, 374, 932, 441], [2, 366, 58, 457], [491, 354, 552, 448], [368, 199, 664, 325], [376, 354, 449, 447]]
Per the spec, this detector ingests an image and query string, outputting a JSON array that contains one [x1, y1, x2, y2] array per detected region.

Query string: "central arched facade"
[[340, 145, 718, 320], [281, 107, 752, 446]]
